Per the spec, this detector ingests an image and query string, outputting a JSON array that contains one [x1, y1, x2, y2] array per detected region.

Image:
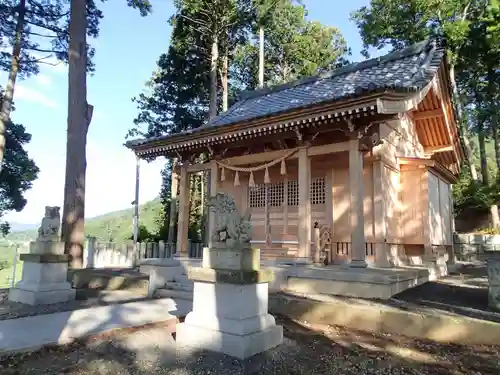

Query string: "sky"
[[3, 0, 373, 225]]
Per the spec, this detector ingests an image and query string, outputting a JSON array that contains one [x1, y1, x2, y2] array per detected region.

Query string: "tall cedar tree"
[[0, 0, 106, 174], [62, 0, 152, 267], [130, 0, 350, 240]]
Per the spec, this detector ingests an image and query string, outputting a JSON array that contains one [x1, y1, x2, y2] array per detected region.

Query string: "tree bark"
[[258, 26, 264, 88], [487, 68, 500, 180], [449, 63, 479, 181], [221, 53, 228, 112], [0, 0, 26, 173], [209, 36, 218, 120], [478, 119, 489, 185], [62, 0, 89, 269]]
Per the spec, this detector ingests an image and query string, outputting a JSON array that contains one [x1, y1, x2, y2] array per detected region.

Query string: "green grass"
[[4, 198, 164, 243], [0, 244, 25, 288]]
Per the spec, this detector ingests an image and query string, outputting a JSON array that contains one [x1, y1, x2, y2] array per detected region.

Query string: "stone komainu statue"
[[37, 206, 61, 241], [207, 193, 252, 247]]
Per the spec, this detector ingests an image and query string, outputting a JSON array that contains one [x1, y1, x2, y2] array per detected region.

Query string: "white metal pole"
[[133, 154, 140, 246], [11, 244, 19, 288]]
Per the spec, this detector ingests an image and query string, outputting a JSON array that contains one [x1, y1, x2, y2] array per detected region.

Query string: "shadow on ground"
[[1, 314, 499, 375], [389, 263, 497, 322]]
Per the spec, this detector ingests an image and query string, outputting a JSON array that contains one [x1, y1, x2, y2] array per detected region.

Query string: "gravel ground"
[[0, 290, 150, 321], [1, 315, 499, 375]]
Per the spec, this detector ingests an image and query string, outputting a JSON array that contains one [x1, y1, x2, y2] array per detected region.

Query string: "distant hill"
[[8, 222, 38, 232], [4, 198, 164, 243]]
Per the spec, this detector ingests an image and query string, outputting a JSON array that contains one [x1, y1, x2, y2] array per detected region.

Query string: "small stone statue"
[[37, 206, 61, 242], [207, 193, 252, 249]]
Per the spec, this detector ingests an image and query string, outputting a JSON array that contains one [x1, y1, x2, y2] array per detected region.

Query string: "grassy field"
[[0, 244, 25, 289]]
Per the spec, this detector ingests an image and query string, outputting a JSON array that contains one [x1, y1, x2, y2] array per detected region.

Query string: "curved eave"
[[126, 95, 387, 159]]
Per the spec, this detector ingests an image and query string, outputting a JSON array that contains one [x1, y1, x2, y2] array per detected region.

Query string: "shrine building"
[[126, 39, 462, 281]]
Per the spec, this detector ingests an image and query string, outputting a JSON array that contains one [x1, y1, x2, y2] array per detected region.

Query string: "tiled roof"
[[127, 39, 444, 148], [209, 39, 443, 128]]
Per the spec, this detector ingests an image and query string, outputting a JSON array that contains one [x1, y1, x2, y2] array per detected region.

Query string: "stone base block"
[[9, 284, 75, 305], [176, 321, 283, 359], [29, 240, 65, 255], [202, 246, 259, 271]]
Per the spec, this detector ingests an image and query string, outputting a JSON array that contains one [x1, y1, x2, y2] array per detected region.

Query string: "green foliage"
[[0, 0, 152, 76], [351, 0, 477, 61], [233, 0, 349, 89], [476, 226, 500, 234], [0, 89, 38, 235]]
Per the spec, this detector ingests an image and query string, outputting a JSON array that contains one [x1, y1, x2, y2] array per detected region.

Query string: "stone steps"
[[155, 287, 193, 301], [68, 268, 150, 297], [260, 248, 297, 260]]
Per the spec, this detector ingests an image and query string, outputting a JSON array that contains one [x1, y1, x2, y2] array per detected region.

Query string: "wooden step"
[[260, 247, 297, 259]]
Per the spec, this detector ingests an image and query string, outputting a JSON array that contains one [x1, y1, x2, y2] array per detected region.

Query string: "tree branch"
[[461, 1, 472, 22], [24, 30, 57, 38], [25, 20, 66, 35], [26, 46, 58, 54], [178, 13, 212, 33], [26, 0, 70, 20]]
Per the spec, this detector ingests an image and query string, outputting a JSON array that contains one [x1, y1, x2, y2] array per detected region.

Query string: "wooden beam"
[[436, 66, 460, 166], [398, 156, 435, 167], [221, 142, 349, 166], [423, 145, 453, 154], [187, 163, 211, 173], [412, 108, 444, 121]]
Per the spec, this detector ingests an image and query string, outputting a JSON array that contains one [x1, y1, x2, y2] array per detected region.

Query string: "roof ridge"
[[239, 39, 437, 101]]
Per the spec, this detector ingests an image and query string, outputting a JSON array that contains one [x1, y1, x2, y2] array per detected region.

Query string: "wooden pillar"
[[176, 164, 189, 257], [348, 139, 367, 267], [373, 160, 390, 267], [167, 159, 178, 243], [298, 148, 311, 261], [208, 161, 218, 248]]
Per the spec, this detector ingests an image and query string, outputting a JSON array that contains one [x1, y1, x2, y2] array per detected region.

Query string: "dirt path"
[[1, 315, 499, 375]]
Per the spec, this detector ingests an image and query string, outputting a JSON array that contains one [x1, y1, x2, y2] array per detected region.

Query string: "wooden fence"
[[84, 238, 204, 268]]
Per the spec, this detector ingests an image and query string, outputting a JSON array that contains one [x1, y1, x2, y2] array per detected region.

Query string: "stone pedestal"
[[486, 254, 500, 311], [176, 247, 283, 359], [8, 242, 75, 305]]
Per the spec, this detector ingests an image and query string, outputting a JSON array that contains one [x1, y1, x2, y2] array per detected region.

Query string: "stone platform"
[[142, 259, 431, 300], [9, 254, 75, 305]]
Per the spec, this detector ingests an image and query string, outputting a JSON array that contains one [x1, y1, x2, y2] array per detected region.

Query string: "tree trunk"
[[221, 54, 228, 112], [491, 205, 500, 229], [209, 36, 218, 120], [62, 0, 89, 269], [449, 63, 479, 181], [487, 68, 500, 179], [478, 119, 489, 185], [258, 26, 264, 88], [0, 0, 26, 173]]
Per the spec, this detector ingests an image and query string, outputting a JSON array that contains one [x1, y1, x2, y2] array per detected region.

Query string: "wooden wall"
[[216, 155, 375, 244]]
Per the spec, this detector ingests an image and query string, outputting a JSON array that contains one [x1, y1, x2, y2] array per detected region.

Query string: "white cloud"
[[4, 142, 165, 224], [35, 74, 52, 87], [15, 85, 58, 108]]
